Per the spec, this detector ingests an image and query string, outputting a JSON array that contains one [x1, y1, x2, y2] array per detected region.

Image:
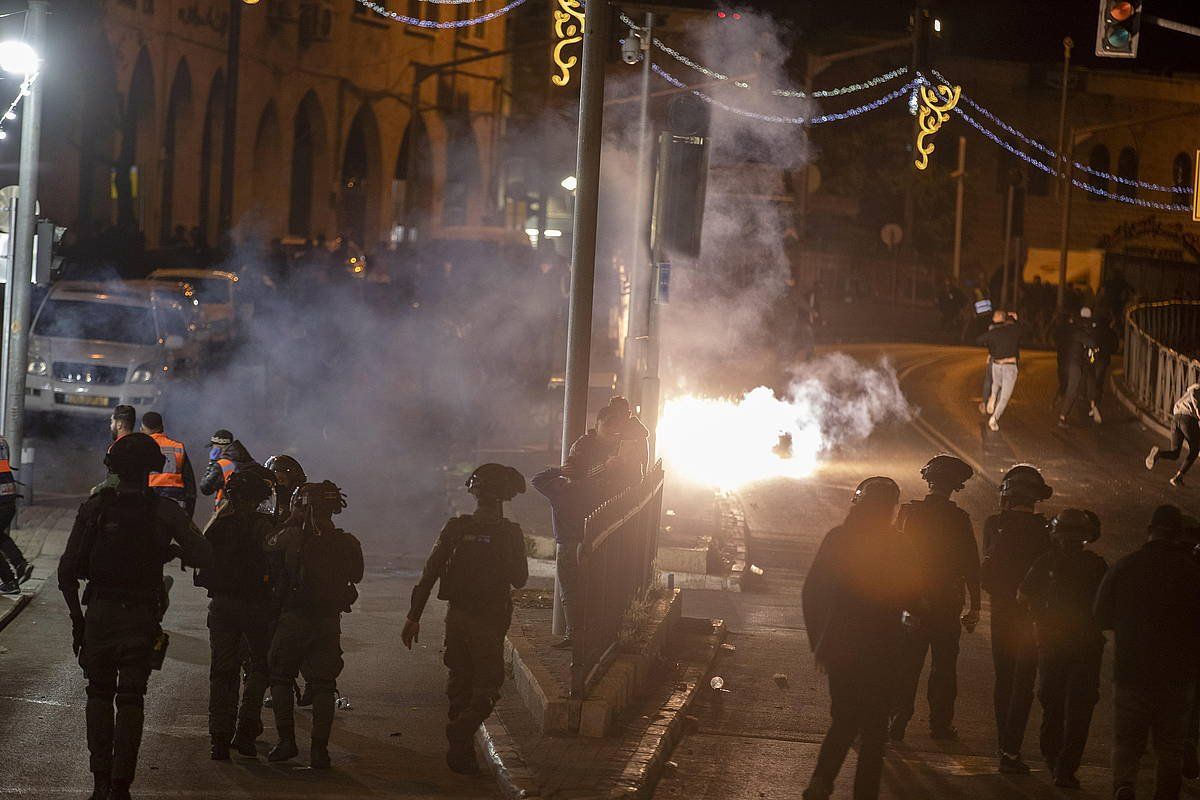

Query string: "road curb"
[[477, 716, 540, 799], [0, 593, 31, 634]]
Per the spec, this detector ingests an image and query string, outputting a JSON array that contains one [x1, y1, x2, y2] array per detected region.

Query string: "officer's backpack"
[[438, 515, 520, 610], [197, 510, 272, 599], [291, 528, 363, 613], [81, 490, 170, 602]]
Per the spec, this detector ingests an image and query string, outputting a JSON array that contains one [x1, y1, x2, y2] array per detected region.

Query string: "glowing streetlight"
[[0, 41, 38, 76], [560, 175, 577, 192]]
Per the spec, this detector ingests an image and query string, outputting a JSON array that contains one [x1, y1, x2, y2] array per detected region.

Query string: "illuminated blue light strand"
[[954, 106, 1190, 212], [354, 0, 529, 27], [930, 68, 1178, 193], [617, 10, 908, 99], [652, 63, 914, 125]]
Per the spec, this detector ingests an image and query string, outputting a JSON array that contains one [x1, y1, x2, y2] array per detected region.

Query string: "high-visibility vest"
[[215, 458, 237, 502], [0, 436, 15, 499], [148, 432, 186, 490]]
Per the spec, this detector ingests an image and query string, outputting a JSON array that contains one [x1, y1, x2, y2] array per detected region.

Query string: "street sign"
[[654, 261, 671, 304], [1194, 149, 1200, 223]]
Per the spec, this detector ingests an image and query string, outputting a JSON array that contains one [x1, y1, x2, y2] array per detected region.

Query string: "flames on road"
[[655, 355, 913, 490]]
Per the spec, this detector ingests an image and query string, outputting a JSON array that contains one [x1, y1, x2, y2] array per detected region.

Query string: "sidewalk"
[[0, 502, 78, 630]]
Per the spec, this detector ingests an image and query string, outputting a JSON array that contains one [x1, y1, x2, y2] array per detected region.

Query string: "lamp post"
[[1, 3, 46, 508]]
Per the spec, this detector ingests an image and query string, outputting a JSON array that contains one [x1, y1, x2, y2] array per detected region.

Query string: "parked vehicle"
[[145, 268, 242, 346]]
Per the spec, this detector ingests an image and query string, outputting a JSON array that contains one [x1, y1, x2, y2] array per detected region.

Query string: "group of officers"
[[802, 454, 1200, 800], [53, 403, 530, 800]]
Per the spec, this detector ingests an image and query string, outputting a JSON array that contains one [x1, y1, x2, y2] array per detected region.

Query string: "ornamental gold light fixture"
[[914, 81, 960, 170], [552, 0, 584, 86]]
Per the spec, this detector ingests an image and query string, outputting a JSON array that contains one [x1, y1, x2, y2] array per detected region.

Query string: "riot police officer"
[[195, 467, 277, 760], [981, 464, 1054, 774], [57, 433, 212, 800], [890, 454, 980, 742], [1018, 508, 1107, 789], [264, 481, 363, 769], [402, 463, 529, 774], [264, 454, 307, 523]]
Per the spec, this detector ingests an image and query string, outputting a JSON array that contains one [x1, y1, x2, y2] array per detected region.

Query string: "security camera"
[[621, 31, 642, 65]]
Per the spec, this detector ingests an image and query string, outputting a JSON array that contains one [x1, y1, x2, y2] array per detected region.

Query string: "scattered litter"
[[709, 676, 730, 692], [665, 761, 678, 772], [773, 673, 789, 689], [720, 643, 737, 652], [335, 696, 352, 711], [749, 564, 765, 576], [665, 509, 676, 517]]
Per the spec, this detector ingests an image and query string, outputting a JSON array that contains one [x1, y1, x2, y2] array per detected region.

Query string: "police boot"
[[267, 683, 298, 762], [446, 738, 481, 775], [229, 730, 258, 758], [107, 779, 132, 800], [88, 772, 110, 800], [268, 731, 299, 763], [309, 691, 335, 769], [210, 739, 230, 760]]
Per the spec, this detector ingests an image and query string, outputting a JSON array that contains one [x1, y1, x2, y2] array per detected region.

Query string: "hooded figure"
[[199, 431, 256, 509]]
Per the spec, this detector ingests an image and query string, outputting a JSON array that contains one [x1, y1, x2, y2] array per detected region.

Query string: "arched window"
[[1087, 144, 1110, 202], [1117, 146, 1138, 199], [1173, 152, 1193, 207]]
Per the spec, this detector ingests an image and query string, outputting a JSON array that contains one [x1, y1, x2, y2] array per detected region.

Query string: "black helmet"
[[105, 432, 166, 478], [292, 480, 347, 517], [224, 467, 275, 508], [921, 454, 974, 491], [1051, 508, 1101, 543], [851, 476, 901, 508], [210, 429, 234, 447], [1000, 464, 1053, 504], [265, 454, 307, 488], [466, 463, 526, 502]]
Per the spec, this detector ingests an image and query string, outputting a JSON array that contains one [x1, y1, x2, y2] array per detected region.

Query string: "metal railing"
[[570, 459, 665, 699], [1123, 300, 1200, 426]]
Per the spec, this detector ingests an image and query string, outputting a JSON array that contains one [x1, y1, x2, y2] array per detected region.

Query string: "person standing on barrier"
[[403, 463, 528, 775], [1017, 509, 1107, 790], [801, 477, 921, 800], [890, 455, 980, 743], [531, 465, 588, 650], [1145, 384, 1200, 487], [982, 464, 1053, 775], [1095, 505, 1200, 800]]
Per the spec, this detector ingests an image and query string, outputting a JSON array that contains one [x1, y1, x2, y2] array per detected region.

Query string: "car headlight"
[[27, 356, 47, 376], [130, 364, 158, 383]]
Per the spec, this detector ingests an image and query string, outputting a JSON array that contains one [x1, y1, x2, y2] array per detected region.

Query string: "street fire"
[[656, 356, 912, 490]]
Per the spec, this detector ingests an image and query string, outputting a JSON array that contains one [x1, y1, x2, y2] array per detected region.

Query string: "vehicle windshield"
[[150, 276, 231, 304], [34, 299, 158, 345]]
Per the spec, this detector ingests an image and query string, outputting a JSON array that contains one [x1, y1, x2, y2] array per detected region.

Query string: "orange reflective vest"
[[215, 458, 236, 502], [0, 436, 15, 499], [148, 432, 186, 490]]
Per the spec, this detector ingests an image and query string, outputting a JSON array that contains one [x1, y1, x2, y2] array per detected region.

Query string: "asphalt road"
[[657, 343, 1198, 800]]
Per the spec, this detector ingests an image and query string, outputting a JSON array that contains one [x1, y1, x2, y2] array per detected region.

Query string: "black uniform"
[[1019, 547, 1108, 782], [802, 513, 921, 799], [1056, 321, 1096, 420], [408, 508, 528, 752], [195, 503, 277, 746], [893, 494, 980, 734], [982, 509, 1052, 757], [57, 489, 211, 792], [265, 521, 363, 751]]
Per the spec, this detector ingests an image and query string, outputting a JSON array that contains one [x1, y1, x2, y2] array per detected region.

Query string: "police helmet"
[[1051, 508, 1101, 543], [292, 480, 347, 517], [224, 467, 275, 508], [104, 432, 166, 478], [921, 454, 974, 491], [466, 463, 526, 502], [851, 476, 901, 508], [265, 454, 307, 488], [1000, 464, 1053, 504]]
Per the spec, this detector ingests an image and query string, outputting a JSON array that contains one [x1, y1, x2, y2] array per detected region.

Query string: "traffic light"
[[1095, 0, 1142, 58]]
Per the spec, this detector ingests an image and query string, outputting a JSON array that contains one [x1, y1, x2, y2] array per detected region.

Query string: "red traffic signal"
[[1095, 0, 1142, 58]]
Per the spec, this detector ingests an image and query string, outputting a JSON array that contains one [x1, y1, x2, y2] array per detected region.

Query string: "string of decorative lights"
[[929, 68, 1178, 193], [0, 72, 34, 142], [953, 105, 1190, 212], [354, 0, 530, 28], [652, 63, 916, 125], [410, 0, 485, 4], [617, 10, 908, 99]]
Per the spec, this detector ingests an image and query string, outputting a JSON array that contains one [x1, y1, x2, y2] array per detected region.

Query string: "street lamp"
[[0, 41, 37, 76], [560, 175, 577, 192]]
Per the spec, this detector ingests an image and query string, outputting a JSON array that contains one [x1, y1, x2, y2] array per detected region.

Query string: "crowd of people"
[[802, 454, 1200, 800]]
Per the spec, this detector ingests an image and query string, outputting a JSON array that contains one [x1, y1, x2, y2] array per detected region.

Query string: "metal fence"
[[570, 460, 665, 699], [1123, 300, 1200, 426]]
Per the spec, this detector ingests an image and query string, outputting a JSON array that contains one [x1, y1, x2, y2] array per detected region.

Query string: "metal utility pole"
[[1000, 182, 1014, 309], [902, 3, 927, 299], [3, 0, 47, 498], [218, 0, 241, 237], [1054, 37, 1073, 203], [950, 135, 965, 281], [622, 12, 653, 405]]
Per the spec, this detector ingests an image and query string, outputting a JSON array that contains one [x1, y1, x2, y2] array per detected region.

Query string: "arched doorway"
[[289, 91, 328, 238], [198, 71, 226, 249], [442, 111, 479, 227], [251, 102, 282, 226], [394, 117, 433, 240], [116, 47, 155, 235], [160, 58, 192, 244], [338, 103, 381, 246]]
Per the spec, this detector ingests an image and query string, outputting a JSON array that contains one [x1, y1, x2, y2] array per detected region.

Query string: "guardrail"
[[570, 460, 665, 700], [1123, 300, 1200, 426]]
